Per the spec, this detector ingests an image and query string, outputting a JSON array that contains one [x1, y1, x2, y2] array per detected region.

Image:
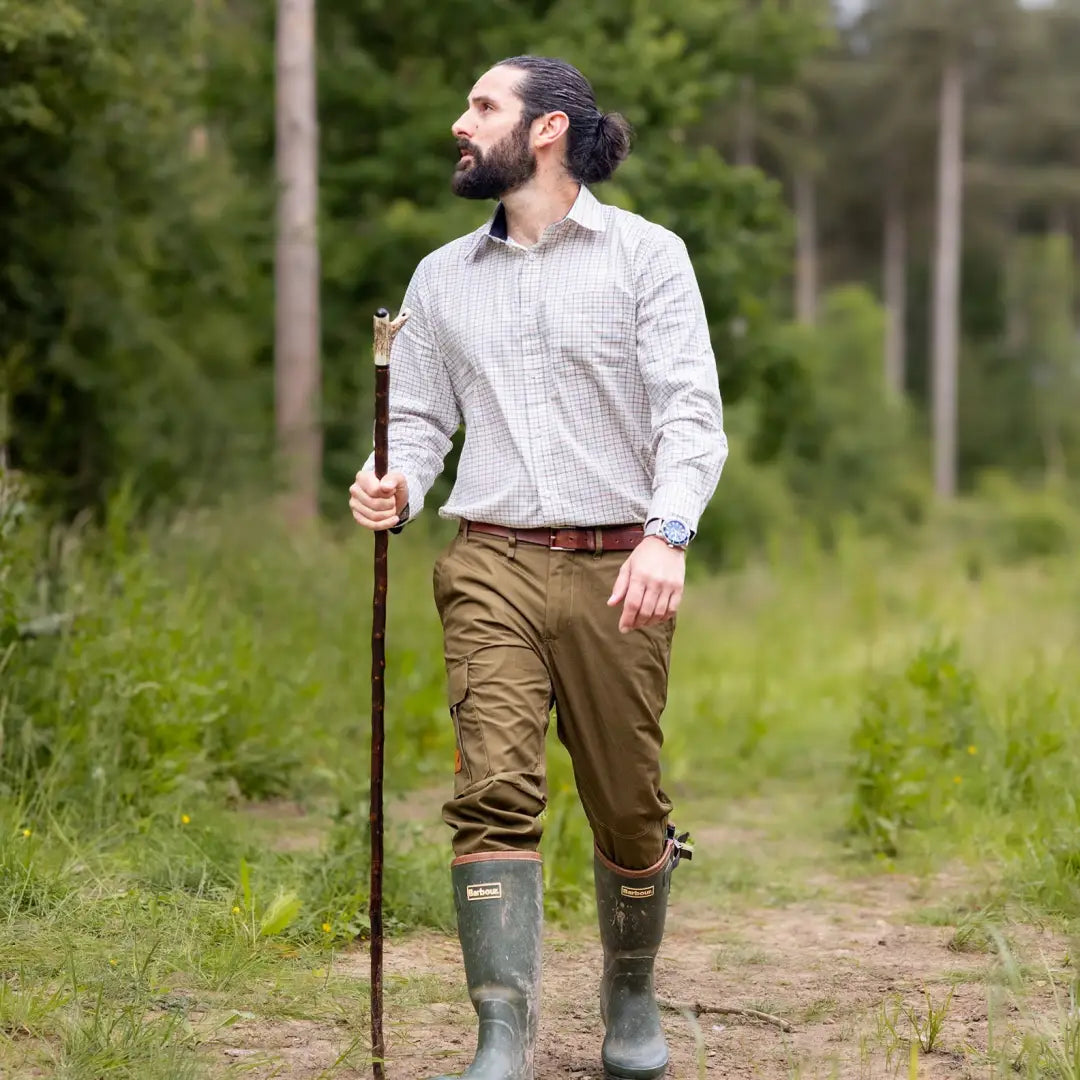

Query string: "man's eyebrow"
[[468, 94, 498, 108]]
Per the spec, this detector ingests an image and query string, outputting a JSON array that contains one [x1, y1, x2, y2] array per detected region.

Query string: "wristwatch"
[[644, 517, 692, 550]]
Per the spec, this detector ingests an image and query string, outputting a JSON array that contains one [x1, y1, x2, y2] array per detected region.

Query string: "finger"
[[608, 560, 632, 606], [350, 502, 400, 529], [668, 587, 683, 615], [635, 583, 662, 627], [379, 470, 406, 494], [619, 580, 646, 634], [349, 486, 396, 512], [648, 590, 672, 625], [351, 510, 400, 531]]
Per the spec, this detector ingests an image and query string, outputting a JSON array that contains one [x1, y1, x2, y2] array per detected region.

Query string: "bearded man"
[[350, 55, 727, 1080]]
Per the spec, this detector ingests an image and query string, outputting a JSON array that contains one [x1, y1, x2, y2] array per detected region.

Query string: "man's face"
[[451, 66, 536, 200]]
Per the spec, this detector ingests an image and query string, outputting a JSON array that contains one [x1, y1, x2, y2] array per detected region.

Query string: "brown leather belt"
[[463, 520, 644, 553]]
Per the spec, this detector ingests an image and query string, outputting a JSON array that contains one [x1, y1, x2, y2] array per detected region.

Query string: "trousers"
[[433, 522, 675, 870]]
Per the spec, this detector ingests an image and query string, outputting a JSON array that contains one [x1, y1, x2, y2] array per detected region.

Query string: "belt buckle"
[[549, 528, 575, 552]]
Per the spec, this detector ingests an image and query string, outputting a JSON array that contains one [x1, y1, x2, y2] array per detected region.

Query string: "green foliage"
[[848, 639, 982, 856], [946, 472, 1080, 566], [765, 286, 927, 543]]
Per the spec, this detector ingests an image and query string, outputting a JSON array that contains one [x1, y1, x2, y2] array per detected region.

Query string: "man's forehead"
[[468, 66, 521, 103]]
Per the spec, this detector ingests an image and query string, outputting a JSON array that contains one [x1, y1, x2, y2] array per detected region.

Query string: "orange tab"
[[454, 748, 462, 774]]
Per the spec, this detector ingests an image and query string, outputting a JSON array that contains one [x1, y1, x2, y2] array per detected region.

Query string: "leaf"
[[258, 891, 302, 937], [239, 858, 251, 913]]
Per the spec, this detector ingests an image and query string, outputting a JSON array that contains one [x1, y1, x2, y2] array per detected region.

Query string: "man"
[[350, 55, 726, 1080]]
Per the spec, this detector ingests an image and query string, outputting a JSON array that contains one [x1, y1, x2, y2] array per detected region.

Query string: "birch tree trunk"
[[735, 77, 756, 167], [883, 174, 907, 396], [275, 0, 321, 524], [794, 170, 819, 325], [931, 55, 964, 498], [189, 0, 208, 158]]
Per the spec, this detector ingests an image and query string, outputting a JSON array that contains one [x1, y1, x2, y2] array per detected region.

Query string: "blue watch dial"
[[660, 519, 691, 547]]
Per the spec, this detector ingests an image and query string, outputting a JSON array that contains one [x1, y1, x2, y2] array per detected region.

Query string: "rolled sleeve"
[[635, 229, 727, 533]]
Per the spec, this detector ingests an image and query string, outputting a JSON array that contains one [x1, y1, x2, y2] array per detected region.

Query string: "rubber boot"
[[430, 852, 543, 1080], [594, 830, 690, 1080]]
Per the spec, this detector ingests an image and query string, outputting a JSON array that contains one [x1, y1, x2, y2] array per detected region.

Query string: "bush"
[[847, 639, 983, 856]]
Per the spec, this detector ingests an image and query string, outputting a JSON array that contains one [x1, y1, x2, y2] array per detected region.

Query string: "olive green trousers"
[[433, 523, 675, 871]]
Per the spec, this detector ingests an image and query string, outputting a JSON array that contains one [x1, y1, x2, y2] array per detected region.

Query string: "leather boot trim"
[[451, 850, 543, 867], [594, 839, 673, 879]]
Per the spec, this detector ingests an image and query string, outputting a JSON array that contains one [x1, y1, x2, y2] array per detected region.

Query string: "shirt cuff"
[[646, 485, 704, 536], [391, 467, 422, 528]]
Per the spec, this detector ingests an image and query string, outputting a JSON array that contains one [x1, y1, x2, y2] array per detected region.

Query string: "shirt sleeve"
[[635, 228, 728, 534], [361, 260, 461, 521]]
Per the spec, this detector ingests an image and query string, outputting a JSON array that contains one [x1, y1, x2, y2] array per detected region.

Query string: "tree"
[[275, 0, 321, 525]]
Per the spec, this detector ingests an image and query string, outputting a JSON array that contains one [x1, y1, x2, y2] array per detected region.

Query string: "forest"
[[3, 1, 1080, 1077]]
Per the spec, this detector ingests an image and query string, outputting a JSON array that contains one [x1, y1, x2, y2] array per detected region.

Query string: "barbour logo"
[[466, 883, 503, 902], [621, 885, 656, 899]]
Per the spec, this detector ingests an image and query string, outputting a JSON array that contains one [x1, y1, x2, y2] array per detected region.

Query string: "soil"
[[209, 824, 1072, 1079]]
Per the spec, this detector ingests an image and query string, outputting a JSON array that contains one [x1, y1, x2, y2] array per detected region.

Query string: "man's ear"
[[533, 110, 570, 150]]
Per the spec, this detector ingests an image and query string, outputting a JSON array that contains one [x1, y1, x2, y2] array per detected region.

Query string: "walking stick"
[[370, 305, 409, 1080]]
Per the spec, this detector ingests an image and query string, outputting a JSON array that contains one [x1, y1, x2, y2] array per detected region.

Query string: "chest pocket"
[[542, 270, 636, 368]]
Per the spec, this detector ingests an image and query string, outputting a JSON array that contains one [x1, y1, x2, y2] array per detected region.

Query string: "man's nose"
[[452, 112, 473, 139]]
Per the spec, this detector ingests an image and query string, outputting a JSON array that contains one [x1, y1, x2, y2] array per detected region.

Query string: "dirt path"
[[215, 857, 1070, 1078]]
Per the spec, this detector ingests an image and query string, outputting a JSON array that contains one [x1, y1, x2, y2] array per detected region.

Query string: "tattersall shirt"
[[371, 184, 727, 533]]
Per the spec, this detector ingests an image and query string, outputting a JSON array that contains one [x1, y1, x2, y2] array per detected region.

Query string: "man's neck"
[[500, 178, 581, 247]]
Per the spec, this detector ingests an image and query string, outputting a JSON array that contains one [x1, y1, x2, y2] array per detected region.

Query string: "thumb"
[[379, 472, 401, 493], [608, 559, 631, 606]]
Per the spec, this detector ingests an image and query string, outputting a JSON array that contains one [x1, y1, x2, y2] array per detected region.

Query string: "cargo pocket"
[[446, 657, 488, 792]]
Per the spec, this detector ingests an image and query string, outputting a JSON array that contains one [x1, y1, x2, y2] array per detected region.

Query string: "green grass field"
[[3, 491, 1080, 1077]]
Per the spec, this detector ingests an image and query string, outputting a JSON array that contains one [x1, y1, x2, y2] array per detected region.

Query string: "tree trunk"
[[275, 0, 321, 524], [794, 170, 818, 325], [931, 55, 964, 498], [735, 77, 756, 167], [189, 0, 208, 158], [883, 174, 907, 396]]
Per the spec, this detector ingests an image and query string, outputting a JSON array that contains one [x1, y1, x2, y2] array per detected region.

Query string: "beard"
[[452, 118, 537, 200]]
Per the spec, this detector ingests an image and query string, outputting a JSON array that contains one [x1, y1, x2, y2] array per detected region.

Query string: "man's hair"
[[495, 56, 633, 185]]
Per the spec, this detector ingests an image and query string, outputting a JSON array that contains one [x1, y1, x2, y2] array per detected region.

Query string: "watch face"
[[661, 519, 690, 547]]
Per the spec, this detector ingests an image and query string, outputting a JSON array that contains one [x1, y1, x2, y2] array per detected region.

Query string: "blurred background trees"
[[3, 0, 1080, 557]]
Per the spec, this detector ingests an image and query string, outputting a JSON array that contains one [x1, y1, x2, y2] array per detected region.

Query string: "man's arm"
[[634, 228, 727, 532], [357, 260, 461, 527], [607, 229, 727, 633]]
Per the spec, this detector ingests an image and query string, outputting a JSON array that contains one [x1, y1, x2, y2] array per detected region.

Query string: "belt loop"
[[506, 530, 517, 561], [594, 527, 604, 557], [462, 519, 470, 542]]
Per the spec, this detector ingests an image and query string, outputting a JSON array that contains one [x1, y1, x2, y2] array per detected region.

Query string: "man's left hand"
[[607, 536, 685, 634]]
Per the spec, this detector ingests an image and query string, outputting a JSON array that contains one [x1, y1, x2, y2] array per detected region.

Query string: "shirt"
[[370, 184, 727, 533]]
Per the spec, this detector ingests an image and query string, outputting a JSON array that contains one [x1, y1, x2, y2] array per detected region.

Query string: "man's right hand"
[[349, 470, 409, 531]]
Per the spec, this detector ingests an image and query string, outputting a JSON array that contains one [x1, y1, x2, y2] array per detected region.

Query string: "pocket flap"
[[446, 657, 468, 713]]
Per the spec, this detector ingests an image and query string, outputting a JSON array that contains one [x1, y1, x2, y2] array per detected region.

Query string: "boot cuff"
[[594, 839, 674, 879], [452, 850, 543, 868]]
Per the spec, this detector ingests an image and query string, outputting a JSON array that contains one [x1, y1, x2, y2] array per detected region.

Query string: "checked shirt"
[[370, 184, 727, 533]]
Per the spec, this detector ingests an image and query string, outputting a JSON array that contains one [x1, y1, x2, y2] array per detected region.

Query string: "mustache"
[[456, 138, 481, 157]]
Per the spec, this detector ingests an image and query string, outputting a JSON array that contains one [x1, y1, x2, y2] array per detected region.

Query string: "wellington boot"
[[594, 830, 690, 1080], [429, 852, 543, 1080]]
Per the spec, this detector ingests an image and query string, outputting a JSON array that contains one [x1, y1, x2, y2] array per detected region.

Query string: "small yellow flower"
[[967, 745, 977, 755], [322, 922, 332, 933], [180, 814, 191, 825], [232, 906, 241, 915], [953, 775, 963, 784], [312, 968, 327, 978], [22, 829, 31, 838], [109, 958, 118, 967]]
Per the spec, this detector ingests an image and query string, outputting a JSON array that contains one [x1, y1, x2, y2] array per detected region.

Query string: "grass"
[[3, 478, 1080, 1075]]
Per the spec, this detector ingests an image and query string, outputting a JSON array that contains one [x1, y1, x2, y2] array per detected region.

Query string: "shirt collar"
[[464, 184, 606, 261]]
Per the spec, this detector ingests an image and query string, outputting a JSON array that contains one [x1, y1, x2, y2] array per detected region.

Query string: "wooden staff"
[[370, 305, 409, 1080]]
